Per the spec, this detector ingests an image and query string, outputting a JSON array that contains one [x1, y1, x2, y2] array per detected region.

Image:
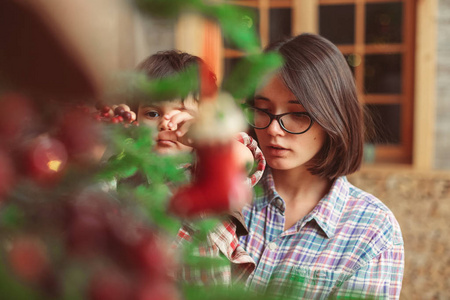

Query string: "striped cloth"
[[239, 168, 404, 299], [235, 132, 266, 187]]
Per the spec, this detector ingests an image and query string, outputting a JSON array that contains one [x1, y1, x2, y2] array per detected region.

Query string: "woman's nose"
[[266, 118, 284, 136]]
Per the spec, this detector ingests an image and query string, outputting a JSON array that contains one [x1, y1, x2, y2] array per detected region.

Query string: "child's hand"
[[163, 109, 196, 146]]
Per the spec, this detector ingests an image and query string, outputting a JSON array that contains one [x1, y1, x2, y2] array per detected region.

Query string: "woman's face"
[[137, 96, 197, 155], [253, 76, 327, 172]]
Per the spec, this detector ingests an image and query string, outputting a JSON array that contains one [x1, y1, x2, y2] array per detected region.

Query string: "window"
[[319, 0, 415, 164]]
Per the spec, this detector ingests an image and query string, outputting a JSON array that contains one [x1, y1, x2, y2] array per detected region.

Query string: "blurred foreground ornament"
[[8, 235, 50, 283], [168, 93, 251, 217], [57, 110, 103, 164], [25, 136, 68, 185]]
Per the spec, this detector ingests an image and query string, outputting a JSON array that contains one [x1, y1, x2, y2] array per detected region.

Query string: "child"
[[129, 50, 264, 286]]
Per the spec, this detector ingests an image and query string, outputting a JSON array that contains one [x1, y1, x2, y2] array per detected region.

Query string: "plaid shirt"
[[175, 215, 256, 286], [239, 168, 404, 299]]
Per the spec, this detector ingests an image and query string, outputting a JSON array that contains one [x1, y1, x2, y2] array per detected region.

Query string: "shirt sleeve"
[[235, 132, 266, 187], [333, 241, 404, 299]]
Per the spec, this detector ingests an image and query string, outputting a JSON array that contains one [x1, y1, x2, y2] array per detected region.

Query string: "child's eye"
[[144, 110, 160, 118]]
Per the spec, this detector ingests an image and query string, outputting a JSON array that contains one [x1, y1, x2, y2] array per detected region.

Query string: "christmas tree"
[[0, 0, 285, 299]]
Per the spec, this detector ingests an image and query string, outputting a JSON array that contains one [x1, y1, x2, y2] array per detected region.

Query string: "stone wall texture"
[[435, 0, 450, 170], [348, 169, 450, 299]]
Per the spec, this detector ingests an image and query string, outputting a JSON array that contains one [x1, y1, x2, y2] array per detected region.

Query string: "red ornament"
[[58, 110, 101, 163], [168, 141, 251, 217], [8, 236, 49, 283], [25, 136, 68, 185]]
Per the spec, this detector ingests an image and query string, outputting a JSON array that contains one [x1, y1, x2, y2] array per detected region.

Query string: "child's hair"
[[131, 50, 217, 112], [264, 33, 364, 179]]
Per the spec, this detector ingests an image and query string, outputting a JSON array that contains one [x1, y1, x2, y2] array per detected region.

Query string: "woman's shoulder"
[[342, 178, 403, 247]]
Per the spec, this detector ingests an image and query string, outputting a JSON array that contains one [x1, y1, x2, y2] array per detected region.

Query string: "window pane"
[[364, 54, 402, 94], [319, 5, 355, 45], [365, 104, 401, 145], [269, 8, 291, 44], [365, 2, 403, 44], [224, 7, 259, 50]]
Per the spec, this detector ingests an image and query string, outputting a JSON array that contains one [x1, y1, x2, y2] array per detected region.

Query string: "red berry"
[[101, 106, 111, 114], [117, 116, 124, 122], [122, 111, 132, 122], [114, 106, 125, 116], [111, 117, 120, 124]]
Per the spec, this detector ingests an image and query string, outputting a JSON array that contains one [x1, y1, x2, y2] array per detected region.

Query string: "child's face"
[[137, 96, 198, 155]]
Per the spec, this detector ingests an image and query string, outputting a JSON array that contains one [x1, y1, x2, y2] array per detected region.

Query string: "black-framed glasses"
[[242, 105, 314, 134]]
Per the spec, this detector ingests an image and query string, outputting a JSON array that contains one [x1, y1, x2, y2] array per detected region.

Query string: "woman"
[[239, 34, 404, 299]]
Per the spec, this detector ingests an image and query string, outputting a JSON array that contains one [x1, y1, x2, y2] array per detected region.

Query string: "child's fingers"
[[166, 111, 195, 131], [163, 110, 180, 120], [169, 111, 194, 125]]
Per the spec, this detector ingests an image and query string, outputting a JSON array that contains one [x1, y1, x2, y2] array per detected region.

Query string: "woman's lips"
[[266, 145, 289, 156]]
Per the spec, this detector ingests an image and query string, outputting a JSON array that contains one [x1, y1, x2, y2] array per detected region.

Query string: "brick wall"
[[349, 169, 450, 299], [435, 0, 450, 169]]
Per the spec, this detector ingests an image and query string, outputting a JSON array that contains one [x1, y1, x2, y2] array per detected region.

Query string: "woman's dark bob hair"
[[264, 33, 364, 179]]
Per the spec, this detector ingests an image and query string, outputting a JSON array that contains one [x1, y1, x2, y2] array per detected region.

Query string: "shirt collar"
[[254, 168, 349, 239], [308, 176, 349, 239], [254, 168, 280, 211]]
